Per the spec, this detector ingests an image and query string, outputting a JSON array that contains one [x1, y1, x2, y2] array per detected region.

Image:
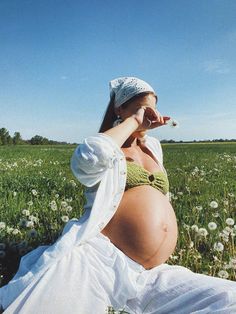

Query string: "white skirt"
[[1, 231, 236, 314]]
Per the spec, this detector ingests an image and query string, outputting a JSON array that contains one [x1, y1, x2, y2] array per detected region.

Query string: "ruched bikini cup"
[[125, 160, 169, 195]]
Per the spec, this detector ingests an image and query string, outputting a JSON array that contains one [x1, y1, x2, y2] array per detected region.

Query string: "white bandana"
[[109, 76, 156, 108]]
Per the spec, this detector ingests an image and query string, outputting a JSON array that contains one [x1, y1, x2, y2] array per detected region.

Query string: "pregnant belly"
[[101, 185, 178, 269]]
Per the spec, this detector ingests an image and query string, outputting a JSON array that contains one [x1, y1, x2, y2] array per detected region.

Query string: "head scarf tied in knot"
[[109, 76, 156, 108]]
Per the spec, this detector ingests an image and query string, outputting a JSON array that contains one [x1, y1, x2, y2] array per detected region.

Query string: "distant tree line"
[[160, 139, 236, 143], [1, 127, 235, 146], [0, 127, 78, 145]]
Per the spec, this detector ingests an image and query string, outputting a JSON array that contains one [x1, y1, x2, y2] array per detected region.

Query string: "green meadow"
[[0, 143, 235, 313]]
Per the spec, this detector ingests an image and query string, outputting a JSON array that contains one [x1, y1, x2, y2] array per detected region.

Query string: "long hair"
[[98, 92, 157, 133]]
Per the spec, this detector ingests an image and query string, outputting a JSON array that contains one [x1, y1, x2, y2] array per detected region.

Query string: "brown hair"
[[98, 92, 157, 133]]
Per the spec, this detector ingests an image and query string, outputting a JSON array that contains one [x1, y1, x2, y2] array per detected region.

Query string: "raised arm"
[[103, 106, 162, 147], [70, 107, 163, 187], [103, 116, 139, 147], [70, 116, 139, 187]]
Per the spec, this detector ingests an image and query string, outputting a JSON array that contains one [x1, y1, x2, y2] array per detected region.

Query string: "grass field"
[[0, 142, 235, 312]]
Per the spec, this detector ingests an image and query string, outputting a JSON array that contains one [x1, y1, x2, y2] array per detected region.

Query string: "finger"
[[145, 106, 157, 117], [151, 108, 159, 120], [138, 107, 146, 117], [155, 111, 161, 122], [143, 107, 160, 122], [163, 116, 171, 124], [149, 121, 161, 129], [136, 107, 146, 119]]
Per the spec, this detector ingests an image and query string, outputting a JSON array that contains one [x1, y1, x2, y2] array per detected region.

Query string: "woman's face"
[[115, 93, 157, 138]]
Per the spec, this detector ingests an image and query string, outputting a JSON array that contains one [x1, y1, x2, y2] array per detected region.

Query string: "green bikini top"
[[125, 160, 169, 195]]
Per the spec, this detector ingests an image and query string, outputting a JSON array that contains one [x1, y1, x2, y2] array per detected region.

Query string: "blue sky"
[[0, 0, 235, 143]]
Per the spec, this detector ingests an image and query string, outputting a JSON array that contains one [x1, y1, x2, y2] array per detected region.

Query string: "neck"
[[122, 133, 147, 148]]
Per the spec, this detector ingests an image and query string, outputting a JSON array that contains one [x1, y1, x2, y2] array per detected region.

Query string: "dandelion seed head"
[[218, 270, 229, 279], [61, 201, 68, 208], [12, 228, 20, 235], [26, 221, 34, 228], [195, 206, 203, 211], [0, 222, 6, 229], [70, 180, 77, 187], [28, 215, 39, 223], [210, 201, 218, 209], [213, 242, 224, 252], [208, 222, 217, 231], [22, 209, 30, 216], [61, 215, 69, 223], [191, 225, 199, 232], [198, 228, 208, 237], [167, 118, 179, 128], [226, 218, 234, 226], [6, 226, 14, 234], [66, 205, 73, 212], [50, 201, 58, 211]]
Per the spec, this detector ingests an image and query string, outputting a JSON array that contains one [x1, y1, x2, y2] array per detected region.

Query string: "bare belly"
[[101, 185, 178, 269]]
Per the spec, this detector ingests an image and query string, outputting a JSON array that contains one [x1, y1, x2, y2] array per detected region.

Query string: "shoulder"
[[145, 134, 162, 149], [144, 134, 163, 163]]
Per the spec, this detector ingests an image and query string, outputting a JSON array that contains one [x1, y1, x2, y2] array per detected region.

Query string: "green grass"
[[0, 143, 235, 312]]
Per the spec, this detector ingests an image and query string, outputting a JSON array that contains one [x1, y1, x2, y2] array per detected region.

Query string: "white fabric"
[[109, 77, 156, 108], [1, 132, 235, 313], [2, 232, 236, 313], [0, 132, 165, 311]]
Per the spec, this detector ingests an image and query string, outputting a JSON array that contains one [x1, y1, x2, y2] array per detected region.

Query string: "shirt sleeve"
[[153, 138, 171, 201], [154, 137, 163, 165], [70, 133, 120, 187], [147, 135, 163, 165]]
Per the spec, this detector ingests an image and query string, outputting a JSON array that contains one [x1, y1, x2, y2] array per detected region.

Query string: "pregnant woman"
[[0, 77, 236, 313]]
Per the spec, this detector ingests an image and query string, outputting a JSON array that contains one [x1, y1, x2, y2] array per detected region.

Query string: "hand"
[[132, 106, 170, 131]]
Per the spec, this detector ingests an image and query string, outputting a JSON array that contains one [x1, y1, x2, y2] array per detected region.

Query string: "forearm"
[[71, 117, 139, 186], [103, 117, 139, 147]]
